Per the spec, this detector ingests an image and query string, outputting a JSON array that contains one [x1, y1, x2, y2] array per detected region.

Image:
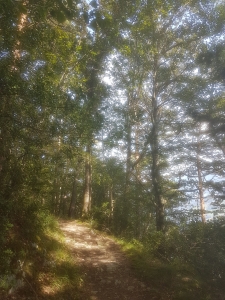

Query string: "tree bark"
[[68, 176, 77, 218], [109, 184, 114, 224], [82, 144, 92, 216], [151, 119, 164, 232], [196, 138, 206, 223], [134, 120, 141, 237], [0, 8, 27, 197], [151, 54, 164, 232], [123, 95, 132, 230]]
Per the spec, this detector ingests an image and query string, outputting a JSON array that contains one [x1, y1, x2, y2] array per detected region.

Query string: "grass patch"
[[35, 226, 83, 299], [117, 238, 208, 300], [0, 216, 84, 299]]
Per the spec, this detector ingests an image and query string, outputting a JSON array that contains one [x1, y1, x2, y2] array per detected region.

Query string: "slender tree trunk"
[[52, 167, 61, 214], [51, 179, 57, 213], [82, 144, 92, 216], [123, 96, 132, 230], [0, 100, 11, 198], [68, 176, 77, 218], [151, 57, 164, 232], [196, 138, 206, 223], [59, 187, 66, 216], [134, 121, 141, 237], [0, 10, 27, 195], [151, 121, 164, 231], [56, 184, 61, 215], [134, 123, 140, 178], [109, 184, 115, 221]]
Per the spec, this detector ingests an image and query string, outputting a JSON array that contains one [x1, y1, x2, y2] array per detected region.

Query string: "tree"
[[107, 0, 217, 231], [0, 0, 99, 272]]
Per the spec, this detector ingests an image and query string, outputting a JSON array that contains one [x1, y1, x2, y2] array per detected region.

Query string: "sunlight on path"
[[59, 220, 154, 300]]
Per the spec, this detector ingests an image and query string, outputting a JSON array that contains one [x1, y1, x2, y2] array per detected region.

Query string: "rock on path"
[[59, 221, 153, 300]]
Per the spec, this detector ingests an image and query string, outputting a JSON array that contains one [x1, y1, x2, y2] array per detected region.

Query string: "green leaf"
[[50, 9, 67, 23], [63, 9, 73, 20], [67, 0, 73, 9], [17, 3, 27, 14]]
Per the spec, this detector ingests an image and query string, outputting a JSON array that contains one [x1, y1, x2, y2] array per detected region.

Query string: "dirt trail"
[[59, 220, 153, 300]]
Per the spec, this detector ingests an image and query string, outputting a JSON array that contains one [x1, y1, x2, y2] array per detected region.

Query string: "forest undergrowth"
[[0, 215, 225, 300], [1, 1, 225, 299], [119, 222, 225, 300], [93, 216, 225, 300], [0, 213, 84, 300]]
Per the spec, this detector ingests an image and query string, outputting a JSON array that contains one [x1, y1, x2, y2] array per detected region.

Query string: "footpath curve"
[[59, 220, 154, 300]]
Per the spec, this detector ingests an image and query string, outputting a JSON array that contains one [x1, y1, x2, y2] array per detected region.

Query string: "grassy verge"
[[0, 215, 83, 300], [117, 238, 209, 300]]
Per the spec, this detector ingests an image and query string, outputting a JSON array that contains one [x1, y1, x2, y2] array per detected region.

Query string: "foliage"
[[0, 0, 225, 297], [90, 202, 111, 230], [0, 215, 83, 299], [119, 219, 225, 299]]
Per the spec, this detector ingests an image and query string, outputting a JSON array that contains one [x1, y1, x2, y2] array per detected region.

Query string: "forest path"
[[59, 220, 153, 300]]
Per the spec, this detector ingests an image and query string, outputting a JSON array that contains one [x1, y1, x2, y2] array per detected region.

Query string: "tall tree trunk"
[[82, 144, 92, 216], [55, 183, 61, 215], [59, 186, 66, 216], [109, 184, 114, 218], [0, 8, 27, 198], [151, 121, 164, 232], [123, 96, 132, 230], [51, 179, 57, 213], [68, 176, 77, 218], [134, 120, 141, 237], [196, 137, 206, 223], [151, 57, 164, 232], [0, 100, 12, 198]]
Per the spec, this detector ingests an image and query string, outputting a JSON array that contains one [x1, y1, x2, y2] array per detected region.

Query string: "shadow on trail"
[[58, 220, 154, 300], [9, 220, 154, 300]]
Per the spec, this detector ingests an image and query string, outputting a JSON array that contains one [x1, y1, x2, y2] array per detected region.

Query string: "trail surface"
[[59, 220, 153, 300]]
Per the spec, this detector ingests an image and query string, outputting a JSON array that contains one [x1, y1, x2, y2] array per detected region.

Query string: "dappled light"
[[1, 0, 225, 299], [59, 220, 152, 300]]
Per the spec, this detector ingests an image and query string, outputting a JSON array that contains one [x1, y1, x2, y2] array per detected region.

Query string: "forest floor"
[[2, 219, 213, 300], [59, 220, 154, 300], [1, 219, 157, 300]]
